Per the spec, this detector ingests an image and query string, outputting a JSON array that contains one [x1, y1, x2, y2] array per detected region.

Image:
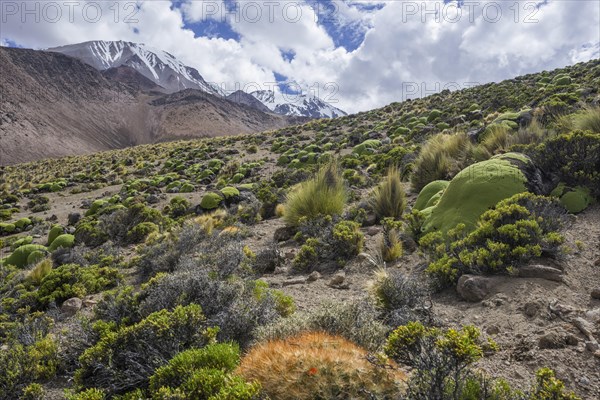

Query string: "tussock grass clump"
[[283, 162, 346, 226], [370, 167, 406, 221], [27, 258, 53, 285], [237, 332, 406, 400], [572, 106, 600, 133], [410, 133, 473, 192]]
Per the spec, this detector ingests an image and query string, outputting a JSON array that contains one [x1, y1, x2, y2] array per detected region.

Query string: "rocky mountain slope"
[[48, 40, 223, 95], [0, 59, 599, 399], [0, 47, 303, 165], [47, 40, 347, 119]]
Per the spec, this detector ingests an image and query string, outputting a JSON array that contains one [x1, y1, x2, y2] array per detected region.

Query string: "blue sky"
[[1, 0, 599, 112]]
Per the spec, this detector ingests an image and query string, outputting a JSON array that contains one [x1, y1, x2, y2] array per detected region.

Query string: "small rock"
[[584, 308, 600, 323], [523, 301, 542, 318], [578, 376, 590, 387], [307, 271, 321, 282], [565, 334, 579, 346], [61, 297, 83, 316], [400, 233, 418, 254], [66, 226, 76, 234], [457, 274, 492, 302], [146, 194, 159, 204], [32, 234, 42, 239], [585, 341, 599, 353], [46, 214, 58, 222], [83, 299, 98, 308], [591, 288, 600, 300], [274, 226, 295, 242], [518, 265, 564, 282], [282, 278, 306, 287], [538, 332, 566, 349], [486, 325, 500, 335], [363, 213, 378, 227], [328, 272, 345, 287], [366, 226, 381, 236], [285, 251, 295, 260], [68, 212, 81, 225]]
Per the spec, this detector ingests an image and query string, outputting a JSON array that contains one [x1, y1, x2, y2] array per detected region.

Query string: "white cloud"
[[1, 0, 598, 113]]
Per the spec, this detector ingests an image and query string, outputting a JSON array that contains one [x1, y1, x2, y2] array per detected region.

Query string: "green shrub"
[[37, 263, 121, 306], [200, 192, 224, 210], [164, 196, 190, 219], [66, 388, 106, 400], [147, 344, 260, 399], [220, 186, 240, 199], [517, 130, 600, 197], [21, 383, 44, 400], [14, 217, 32, 229], [5, 244, 48, 268], [370, 167, 406, 220], [422, 193, 567, 289], [410, 133, 474, 192], [530, 368, 579, 400], [385, 322, 485, 399], [75, 219, 108, 247], [283, 162, 346, 226], [331, 220, 364, 259], [293, 238, 320, 272], [0, 334, 58, 399], [48, 234, 75, 251], [126, 222, 159, 244], [75, 304, 214, 395]]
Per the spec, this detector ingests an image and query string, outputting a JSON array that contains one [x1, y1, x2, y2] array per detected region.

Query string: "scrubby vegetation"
[[1, 59, 599, 399]]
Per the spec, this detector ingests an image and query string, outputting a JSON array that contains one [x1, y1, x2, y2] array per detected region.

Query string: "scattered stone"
[[83, 299, 98, 308], [457, 274, 492, 302], [46, 214, 58, 222], [486, 325, 500, 335], [274, 226, 295, 242], [538, 332, 566, 349], [366, 226, 381, 236], [565, 334, 579, 346], [518, 265, 564, 282], [591, 288, 600, 300], [363, 213, 378, 227], [399, 233, 418, 254], [578, 376, 590, 387], [146, 194, 159, 204], [284, 251, 295, 260], [61, 297, 82, 316], [32, 234, 42, 239], [482, 293, 508, 307], [584, 308, 600, 323], [282, 278, 306, 287], [328, 272, 345, 287], [523, 301, 542, 318], [585, 341, 599, 353], [307, 271, 321, 282], [68, 212, 81, 225], [66, 226, 76, 234]]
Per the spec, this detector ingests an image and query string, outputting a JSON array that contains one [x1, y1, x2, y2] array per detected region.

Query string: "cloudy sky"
[[1, 0, 599, 113]]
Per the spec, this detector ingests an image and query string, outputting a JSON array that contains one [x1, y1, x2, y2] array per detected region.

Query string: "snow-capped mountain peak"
[[48, 40, 223, 95], [250, 89, 347, 119]]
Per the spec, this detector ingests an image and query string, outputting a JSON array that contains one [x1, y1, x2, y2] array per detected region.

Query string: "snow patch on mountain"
[[250, 90, 347, 119]]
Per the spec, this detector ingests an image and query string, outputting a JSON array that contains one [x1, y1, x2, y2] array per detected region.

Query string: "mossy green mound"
[[200, 192, 224, 210], [352, 139, 381, 155], [48, 234, 75, 252], [27, 250, 46, 265], [47, 224, 64, 245], [422, 157, 528, 234], [5, 244, 48, 268], [11, 236, 33, 251], [14, 218, 32, 229], [551, 184, 593, 213], [414, 180, 449, 211], [0, 223, 16, 234], [220, 186, 240, 199]]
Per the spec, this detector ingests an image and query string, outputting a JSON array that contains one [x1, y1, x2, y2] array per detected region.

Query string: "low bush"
[[369, 269, 432, 326], [75, 304, 214, 395], [283, 162, 346, 226], [147, 344, 260, 399], [138, 267, 289, 347], [237, 332, 405, 400], [36, 263, 121, 307], [255, 300, 389, 351], [421, 193, 567, 289]]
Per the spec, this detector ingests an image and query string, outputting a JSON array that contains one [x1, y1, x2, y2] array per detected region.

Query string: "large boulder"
[[457, 274, 494, 302], [422, 153, 533, 234]]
